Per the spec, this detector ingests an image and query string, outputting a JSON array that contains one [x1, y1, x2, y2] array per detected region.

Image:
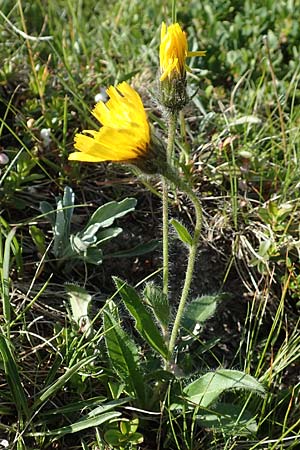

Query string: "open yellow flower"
[[159, 22, 206, 81], [69, 82, 150, 164]]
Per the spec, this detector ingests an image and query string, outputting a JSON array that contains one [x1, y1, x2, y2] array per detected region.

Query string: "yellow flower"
[[69, 82, 150, 163], [159, 22, 206, 82]]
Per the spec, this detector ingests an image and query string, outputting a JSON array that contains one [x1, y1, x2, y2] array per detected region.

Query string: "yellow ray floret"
[[69, 82, 150, 163], [159, 22, 206, 81]]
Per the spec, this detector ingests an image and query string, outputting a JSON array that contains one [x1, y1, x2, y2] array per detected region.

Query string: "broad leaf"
[[84, 198, 136, 230], [143, 282, 170, 331], [114, 278, 169, 359], [65, 284, 92, 336], [184, 369, 265, 407], [182, 295, 219, 335], [83, 247, 103, 265], [170, 218, 193, 247], [103, 308, 146, 406], [40, 201, 56, 227], [196, 402, 258, 436]]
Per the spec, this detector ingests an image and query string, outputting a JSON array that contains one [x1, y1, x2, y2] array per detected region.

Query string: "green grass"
[[1, 0, 300, 449]]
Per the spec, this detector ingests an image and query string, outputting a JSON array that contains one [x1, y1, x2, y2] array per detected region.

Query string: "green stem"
[[168, 183, 202, 360], [171, 0, 177, 23], [162, 112, 177, 297], [162, 180, 169, 297]]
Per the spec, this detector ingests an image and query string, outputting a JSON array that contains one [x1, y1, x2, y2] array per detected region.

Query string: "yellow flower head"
[[69, 82, 167, 174], [159, 22, 205, 82], [69, 82, 150, 164]]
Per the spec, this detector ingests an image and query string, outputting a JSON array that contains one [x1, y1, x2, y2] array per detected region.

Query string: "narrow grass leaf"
[[1, 227, 16, 324], [0, 335, 29, 418], [29, 411, 120, 438], [32, 355, 96, 410], [62, 186, 75, 234], [184, 369, 265, 407], [114, 278, 169, 359]]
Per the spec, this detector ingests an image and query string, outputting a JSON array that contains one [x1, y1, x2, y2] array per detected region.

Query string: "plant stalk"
[[168, 184, 202, 359], [162, 112, 177, 297]]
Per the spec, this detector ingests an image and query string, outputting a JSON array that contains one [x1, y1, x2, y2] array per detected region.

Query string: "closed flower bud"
[[159, 22, 205, 111]]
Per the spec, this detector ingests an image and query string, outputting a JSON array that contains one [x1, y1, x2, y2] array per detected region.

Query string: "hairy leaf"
[[103, 308, 146, 405], [170, 218, 193, 247], [196, 402, 258, 436], [184, 369, 265, 407], [182, 295, 219, 335], [114, 278, 169, 359], [143, 282, 170, 331]]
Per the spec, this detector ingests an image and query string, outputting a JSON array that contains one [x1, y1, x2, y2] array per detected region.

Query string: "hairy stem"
[[168, 183, 202, 360], [162, 112, 177, 297]]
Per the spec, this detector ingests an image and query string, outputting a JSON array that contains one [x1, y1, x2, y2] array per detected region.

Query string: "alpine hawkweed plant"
[[69, 19, 264, 427]]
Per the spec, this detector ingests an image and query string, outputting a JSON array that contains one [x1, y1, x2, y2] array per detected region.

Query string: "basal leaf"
[[184, 369, 265, 407], [196, 402, 258, 436], [84, 198, 136, 230], [143, 282, 170, 331], [114, 278, 169, 359], [65, 284, 92, 335], [103, 308, 146, 405]]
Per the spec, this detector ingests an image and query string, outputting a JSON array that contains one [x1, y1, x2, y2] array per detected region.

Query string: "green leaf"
[[228, 115, 261, 126], [182, 295, 219, 335], [29, 225, 46, 254], [0, 335, 29, 418], [114, 278, 169, 359], [197, 402, 258, 436], [62, 186, 75, 235], [184, 369, 265, 407], [104, 429, 128, 446], [33, 355, 96, 410], [29, 411, 121, 438], [83, 247, 103, 265], [40, 201, 56, 227], [65, 284, 92, 336], [103, 307, 146, 405], [84, 198, 137, 230], [107, 239, 159, 259], [53, 198, 66, 257], [143, 282, 170, 331], [40, 396, 108, 417], [94, 227, 122, 244], [170, 218, 193, 247]]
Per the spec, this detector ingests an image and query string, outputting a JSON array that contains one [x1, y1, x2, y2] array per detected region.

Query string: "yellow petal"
[[71, 82, 150, 164], [68, 152, 108, 162]]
